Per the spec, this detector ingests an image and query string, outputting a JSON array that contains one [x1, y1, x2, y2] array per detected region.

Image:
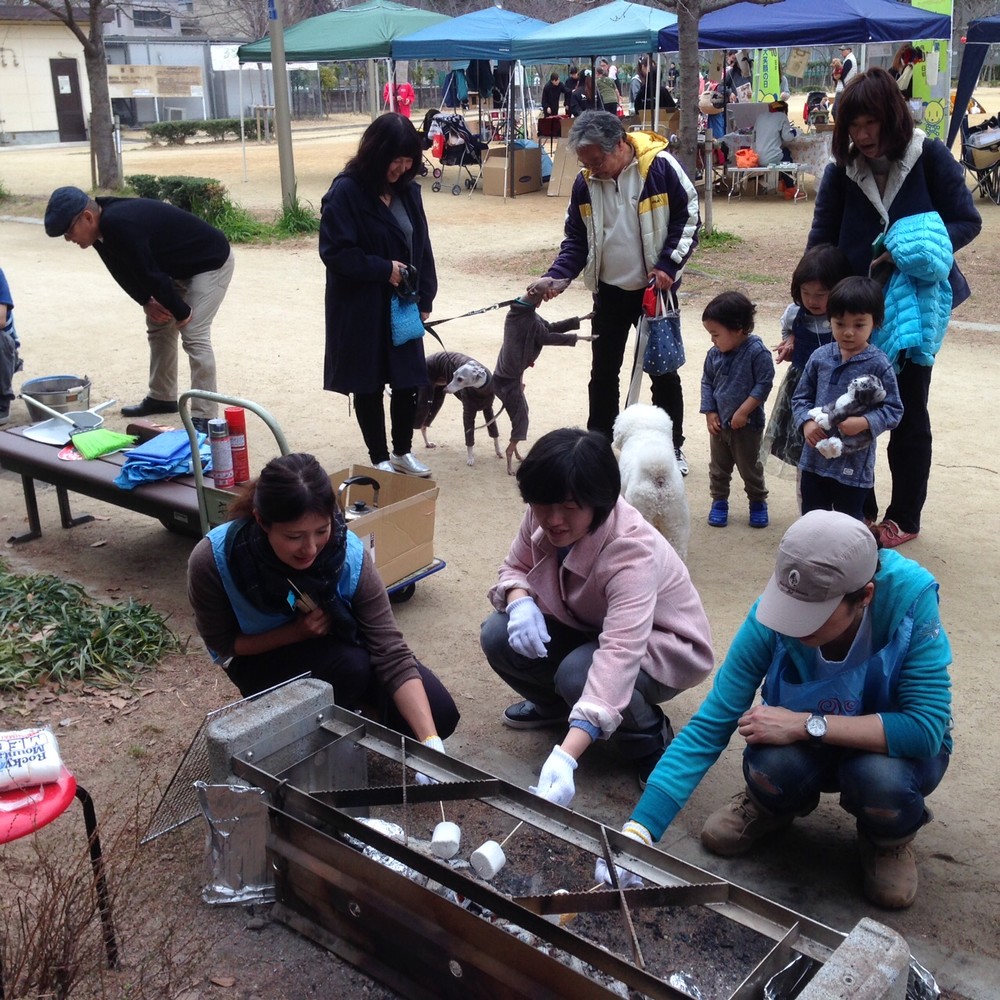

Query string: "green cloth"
[[71, 429, 139, 460]]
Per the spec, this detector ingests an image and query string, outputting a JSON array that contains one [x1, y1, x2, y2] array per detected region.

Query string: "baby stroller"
[[417, 107, 442, 179], [803, 91, 830, 130], [427, 112, 488, 195], [961, 115, 1000, 205]]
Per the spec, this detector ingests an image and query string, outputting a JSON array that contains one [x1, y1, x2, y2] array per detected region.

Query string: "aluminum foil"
[[763, 953, 819, 999], [196, 781, 276, 906], [907, 956, 940, 1000]]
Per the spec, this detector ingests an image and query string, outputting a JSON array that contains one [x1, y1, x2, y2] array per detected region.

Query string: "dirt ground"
[[0, 113, 998, 999]]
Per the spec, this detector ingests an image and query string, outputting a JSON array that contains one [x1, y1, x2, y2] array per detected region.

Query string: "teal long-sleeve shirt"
[[632, 549, 953, 841]]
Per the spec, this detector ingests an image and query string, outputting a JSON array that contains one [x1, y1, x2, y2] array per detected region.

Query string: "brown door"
[[49, 59, 87, 142]]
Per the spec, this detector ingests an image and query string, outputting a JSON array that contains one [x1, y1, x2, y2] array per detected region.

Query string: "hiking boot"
[[749, 500, 769, 528], [701, 790, 796, 857], [708, 499, 729, 527], [859, 833, 919, 909], [674, 448, 689, 476]]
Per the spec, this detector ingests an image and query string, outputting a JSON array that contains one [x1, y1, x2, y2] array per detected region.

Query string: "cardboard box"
[[332, 465, 438, 589], [547, 140, 580, 197], [483, 145, 542, 196], [635, 110, 679, 135]]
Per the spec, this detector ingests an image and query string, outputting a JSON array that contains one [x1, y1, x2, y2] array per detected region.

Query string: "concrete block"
[[205, 678, 334, 783], [800, 917, 909, 1000]]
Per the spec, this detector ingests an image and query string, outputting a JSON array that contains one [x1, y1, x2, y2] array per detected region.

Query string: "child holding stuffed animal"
[[761, 245, 851, 472], [493, 277, 595, 474], [791, 277, 902, 520], [700, 291, 774, 528]]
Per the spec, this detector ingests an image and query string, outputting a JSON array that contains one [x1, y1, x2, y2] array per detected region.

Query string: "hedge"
[[146, 117, 274, 145], [125, 173, 228, 220]]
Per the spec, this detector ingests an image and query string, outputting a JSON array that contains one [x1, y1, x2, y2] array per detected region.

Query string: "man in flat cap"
[[44, 186, 234, 424]]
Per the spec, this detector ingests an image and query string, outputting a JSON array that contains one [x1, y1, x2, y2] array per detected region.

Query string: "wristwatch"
[[806, 713, 828, 742]]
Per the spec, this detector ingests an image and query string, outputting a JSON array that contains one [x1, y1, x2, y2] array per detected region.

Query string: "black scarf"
[[225, 513, 358, 644]]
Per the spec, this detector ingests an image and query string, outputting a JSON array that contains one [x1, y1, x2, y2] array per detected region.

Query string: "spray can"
[[208, 418, 235, 489], [224, 406, 250, 484]]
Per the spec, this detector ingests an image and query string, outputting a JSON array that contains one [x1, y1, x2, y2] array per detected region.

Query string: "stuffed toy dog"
[[807, 375, 886, 459]]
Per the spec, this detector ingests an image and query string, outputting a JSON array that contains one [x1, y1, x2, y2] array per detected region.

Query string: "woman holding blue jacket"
[[806, 67, 981, 548]]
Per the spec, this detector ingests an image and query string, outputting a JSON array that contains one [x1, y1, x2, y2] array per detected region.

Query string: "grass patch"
[[0, 178, 10, 203], [0, 560, 180, 690], [698, 229, 743, 250]]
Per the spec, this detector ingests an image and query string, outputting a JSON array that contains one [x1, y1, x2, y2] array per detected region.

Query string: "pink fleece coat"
[[489, 498, 714, 734]]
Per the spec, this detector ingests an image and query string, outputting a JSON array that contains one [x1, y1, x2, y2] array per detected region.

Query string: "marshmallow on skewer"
[[431, 821, 462, 860], [470, 839, 506, 879]]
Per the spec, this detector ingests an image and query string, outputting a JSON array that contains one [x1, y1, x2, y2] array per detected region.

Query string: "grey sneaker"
[[390, 452, 432, 477], [373, 460, 394, 473], [674, 448, 689, 476]]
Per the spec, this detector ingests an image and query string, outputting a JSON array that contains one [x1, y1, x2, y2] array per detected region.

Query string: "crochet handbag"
[[390, 265, 425, 347], [642, 289, 685, 375]]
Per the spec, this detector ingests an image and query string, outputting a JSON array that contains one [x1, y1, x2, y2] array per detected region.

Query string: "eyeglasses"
[[576, 143, 624, 173]]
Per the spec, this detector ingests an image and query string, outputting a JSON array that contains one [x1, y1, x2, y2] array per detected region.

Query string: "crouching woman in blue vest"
[[187, 452, 459, 747]]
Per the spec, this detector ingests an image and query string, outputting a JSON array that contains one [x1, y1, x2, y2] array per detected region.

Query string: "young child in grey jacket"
[[700, 291, 775, 528], [494, 277, 594, 473], [792, 276, 902, 520]]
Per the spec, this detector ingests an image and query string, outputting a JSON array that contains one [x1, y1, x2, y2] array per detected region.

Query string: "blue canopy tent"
[[515, 0, 677, 61], [947, 16, 1000, 147], [656, 0, 950, 50], [392, 7, 548, 61]]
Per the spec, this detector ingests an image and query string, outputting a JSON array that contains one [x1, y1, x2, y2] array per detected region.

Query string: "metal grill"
[[230, 705, 850, 1000]]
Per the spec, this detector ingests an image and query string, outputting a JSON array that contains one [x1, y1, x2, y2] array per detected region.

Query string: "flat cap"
[[44, 186, 89, 237]]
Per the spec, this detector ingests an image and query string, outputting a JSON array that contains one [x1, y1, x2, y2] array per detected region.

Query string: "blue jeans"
[[481, 610, 677, 760], [743, 742, 949, 842]]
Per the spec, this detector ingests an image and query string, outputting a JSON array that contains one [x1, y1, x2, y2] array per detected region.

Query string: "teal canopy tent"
[[237, 0, 451, 63]]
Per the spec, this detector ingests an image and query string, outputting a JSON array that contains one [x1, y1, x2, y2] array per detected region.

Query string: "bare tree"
[[27, 0, 120, 189]]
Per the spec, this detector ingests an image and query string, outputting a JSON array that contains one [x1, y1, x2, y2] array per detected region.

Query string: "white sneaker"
[[390, 452, 432, 477], [674, 448, 689, 476]]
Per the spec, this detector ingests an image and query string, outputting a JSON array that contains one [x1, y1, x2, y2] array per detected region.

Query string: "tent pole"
[[239, 65, 247, 182], [654, 50, 662, 132]]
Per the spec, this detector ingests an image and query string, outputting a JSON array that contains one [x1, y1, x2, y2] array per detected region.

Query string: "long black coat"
[[319, 173, 437, 395]]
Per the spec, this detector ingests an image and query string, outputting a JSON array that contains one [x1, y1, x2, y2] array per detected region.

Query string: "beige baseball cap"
[[756, 511, 878, 638]]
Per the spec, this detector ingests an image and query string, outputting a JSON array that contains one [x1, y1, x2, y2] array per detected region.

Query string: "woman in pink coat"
[[480, 428, 714, 804]]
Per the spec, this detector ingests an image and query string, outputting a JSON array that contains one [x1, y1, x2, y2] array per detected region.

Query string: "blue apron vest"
[[205, 520, 363, 664], [761, 588, 932, 716]]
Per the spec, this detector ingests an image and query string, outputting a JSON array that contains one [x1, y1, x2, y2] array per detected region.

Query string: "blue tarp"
[[657, 0, 950, 51], [515, 0, 678, 62], [392, 7, 549, 62], [947, 16, 1000, 148]]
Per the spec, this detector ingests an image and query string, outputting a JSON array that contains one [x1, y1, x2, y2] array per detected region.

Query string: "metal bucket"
[[21, 375, 92, 422]]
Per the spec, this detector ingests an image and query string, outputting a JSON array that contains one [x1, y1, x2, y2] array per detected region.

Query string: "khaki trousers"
[[146, 251, 234, 418]]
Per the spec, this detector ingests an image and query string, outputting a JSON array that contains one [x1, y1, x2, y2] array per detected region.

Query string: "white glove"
[[529, 745, 577, 807], [594, 820, 653, 889], [414, 735, 445, 786], [506, 596, 550, 659]]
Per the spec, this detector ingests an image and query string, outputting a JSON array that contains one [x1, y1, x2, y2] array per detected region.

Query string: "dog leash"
[[424, 299, 519, 330]]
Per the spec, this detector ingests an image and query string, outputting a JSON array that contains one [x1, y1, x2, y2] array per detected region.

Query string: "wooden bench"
[[0, 427, 204, 543]]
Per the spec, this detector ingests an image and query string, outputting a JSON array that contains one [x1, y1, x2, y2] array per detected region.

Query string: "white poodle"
[[612, 404, 691, 561]]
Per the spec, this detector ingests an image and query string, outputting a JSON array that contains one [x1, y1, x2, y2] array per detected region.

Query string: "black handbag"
[[642, 289, 685, 375]]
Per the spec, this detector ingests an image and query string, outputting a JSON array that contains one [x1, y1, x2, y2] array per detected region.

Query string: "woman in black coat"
[[319, 113, 438, 477]]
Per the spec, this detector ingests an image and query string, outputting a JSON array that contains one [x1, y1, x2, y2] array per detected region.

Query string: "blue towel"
[[113, 429, 212, 491]]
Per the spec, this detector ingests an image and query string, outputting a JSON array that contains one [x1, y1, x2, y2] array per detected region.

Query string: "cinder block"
[[205, 678, 334, 784], [800, 917, 909, 1000]]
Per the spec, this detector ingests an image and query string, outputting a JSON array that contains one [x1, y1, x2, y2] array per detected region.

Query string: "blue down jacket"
[[876, 212, 953, 369]]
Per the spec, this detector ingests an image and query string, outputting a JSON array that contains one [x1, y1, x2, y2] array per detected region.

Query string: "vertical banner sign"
[[911, 0, 952, 140], [753, 49, 781, 104], [267, 0, 277, 20]]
